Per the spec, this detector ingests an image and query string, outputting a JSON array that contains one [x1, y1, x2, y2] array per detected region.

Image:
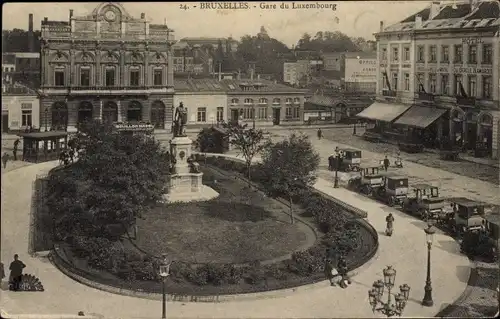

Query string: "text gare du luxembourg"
[[199, 2, 337, 10]]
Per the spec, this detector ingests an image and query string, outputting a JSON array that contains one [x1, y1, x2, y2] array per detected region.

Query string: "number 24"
[[179, 4, 188, 10]]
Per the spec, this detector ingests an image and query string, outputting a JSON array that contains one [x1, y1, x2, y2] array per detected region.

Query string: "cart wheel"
[[388, 197, 395, 207]]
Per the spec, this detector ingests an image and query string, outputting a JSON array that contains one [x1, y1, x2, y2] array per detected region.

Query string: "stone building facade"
[[369, 0, 500, 158], [38, 2, 175, 132]]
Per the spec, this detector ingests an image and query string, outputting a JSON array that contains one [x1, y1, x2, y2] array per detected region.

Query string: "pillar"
[[437, 118, 443, 139], [69, 49, 75, 87], [167, 48, 174, 87], [117, 100, 122, 122], [144, 50, 149, 87], [95, 43, 101, 86]]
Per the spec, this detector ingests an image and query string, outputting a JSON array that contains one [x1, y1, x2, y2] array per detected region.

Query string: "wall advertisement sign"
[[345, 58, 377, 83]]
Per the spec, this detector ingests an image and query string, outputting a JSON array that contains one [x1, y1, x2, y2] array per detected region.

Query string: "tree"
[[260, 133, 320, 224], [47, 120, 170, 240], [222, 122, 268, 183]]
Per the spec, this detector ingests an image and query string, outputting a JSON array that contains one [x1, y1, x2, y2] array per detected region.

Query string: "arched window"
[[244, 98, 254, 104], [127, 101, 142, 122], [102, 101, 118, 124], [231, 98, 239, 105], [78, 101, 93, 125], [272, 98, 281, 105], [150, 100, 166, 129], [480, 113, 493, 126], [285, 98, 293, 104], [258, 98, 268, 105], [51, 102, 68, 130], [293, 97, 300, 104]]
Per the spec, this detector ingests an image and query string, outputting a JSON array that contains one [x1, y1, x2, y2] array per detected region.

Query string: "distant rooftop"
[[174, 78, 305, 94], [382, 0, 500, 33], [2, 83, 37, 95]]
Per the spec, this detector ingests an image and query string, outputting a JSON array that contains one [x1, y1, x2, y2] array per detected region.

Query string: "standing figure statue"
[[173, 102, 188, 137]]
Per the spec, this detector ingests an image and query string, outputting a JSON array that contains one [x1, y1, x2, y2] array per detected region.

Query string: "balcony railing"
[[40, 85, 171, 95], [382, 90, 397, 97], [456, 96, 476, 106], [416, 92, 435, 102]]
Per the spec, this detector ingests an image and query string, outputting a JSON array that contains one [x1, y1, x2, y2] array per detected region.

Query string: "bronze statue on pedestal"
[[173, 102, 188, 137]]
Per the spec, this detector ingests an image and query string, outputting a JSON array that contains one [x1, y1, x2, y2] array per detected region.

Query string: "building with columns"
[[360, 0, 500, 159], [38, 2, 175, 132]]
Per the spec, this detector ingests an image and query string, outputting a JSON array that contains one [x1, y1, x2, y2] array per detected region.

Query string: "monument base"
[[160, 172, 219, 203], [161, 185, 219, 203]]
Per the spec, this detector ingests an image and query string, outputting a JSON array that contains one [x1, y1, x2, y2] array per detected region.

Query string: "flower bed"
[[49, 154, 378, 298]]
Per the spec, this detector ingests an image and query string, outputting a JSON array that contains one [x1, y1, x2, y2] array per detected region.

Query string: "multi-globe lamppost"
[[158, 254, 171, 319], [422, 223, 436, 307], [368, 265, 411, 317]]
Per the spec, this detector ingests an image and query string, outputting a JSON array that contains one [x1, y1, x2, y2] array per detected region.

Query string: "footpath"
[[0, 157, 471, 319]]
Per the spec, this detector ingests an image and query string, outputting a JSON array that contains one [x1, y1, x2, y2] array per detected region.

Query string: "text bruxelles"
[[200, 2, 250, 9]]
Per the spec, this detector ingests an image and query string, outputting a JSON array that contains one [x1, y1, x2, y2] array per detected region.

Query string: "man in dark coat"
[[9, 254, 26, 291], [317, 128, 323, 140], [2, 152, 9, 169], [383, 156, 390, 171]]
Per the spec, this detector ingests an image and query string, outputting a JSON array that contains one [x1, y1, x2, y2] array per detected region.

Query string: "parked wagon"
[[373, 175, 409, 207], [447, 197, 488, 235], [347, 166, 385, 196], [328, 149, 362, 172], [402, 184, 446, 221]]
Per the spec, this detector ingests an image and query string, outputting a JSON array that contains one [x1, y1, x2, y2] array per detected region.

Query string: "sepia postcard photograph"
[[1, 1, 499, 318]]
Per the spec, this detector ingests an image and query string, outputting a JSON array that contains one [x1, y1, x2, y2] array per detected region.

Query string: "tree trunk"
[[246, 161, 252, 187], [289, 196, 294, 224]]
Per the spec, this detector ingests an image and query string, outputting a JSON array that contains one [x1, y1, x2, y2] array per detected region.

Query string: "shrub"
[[186, 265, 209, 286], [116, 263, 136, 281], [288, 250, 324, 276], [244, 262, 266, 285], [265, 263, 288, 280], [129, 260, 157, 281], [169, 262, 193, 283]]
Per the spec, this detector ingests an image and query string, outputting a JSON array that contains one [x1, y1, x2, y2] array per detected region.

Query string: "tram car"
[[348, 166, 385, 195], [328, 149, 362, 172], [402, 184, 446, 221], [373, 175, 409, 207]]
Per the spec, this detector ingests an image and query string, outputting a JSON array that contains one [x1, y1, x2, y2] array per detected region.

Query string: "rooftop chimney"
[[415, 14, 422, 29], [379, 21, 384, 32], [141, 13, 145, 19], [28, 14, 34, 52], [44, 17, 48, 23], [429, 1, 441, 20], [69, 9, 73, 20]]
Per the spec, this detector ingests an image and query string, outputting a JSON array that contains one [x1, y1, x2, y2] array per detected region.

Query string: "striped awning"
[[394, 106, 447, 128], [356, 102, 412, 122]]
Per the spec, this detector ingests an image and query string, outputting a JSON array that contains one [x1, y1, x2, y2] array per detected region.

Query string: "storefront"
[[1, 92, 40, 133], [356, 102, 412, 135]]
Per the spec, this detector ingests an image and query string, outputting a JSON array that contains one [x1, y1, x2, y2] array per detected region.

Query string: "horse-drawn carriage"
[[372, 174, 409, 207], [402, 184, 446, 221], [328, 149, 362, 172], [348, 166, 385, 195]]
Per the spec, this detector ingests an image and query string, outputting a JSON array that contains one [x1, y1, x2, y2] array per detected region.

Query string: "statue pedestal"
[[161, 136, 218, 203]]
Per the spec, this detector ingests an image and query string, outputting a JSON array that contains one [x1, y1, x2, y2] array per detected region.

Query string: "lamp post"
[[158, 254, 171, 319], [44, 107, 49, 131], [368, 266, 410, 317], [334, 152, 340, 188], [422, 223, 435, 307]]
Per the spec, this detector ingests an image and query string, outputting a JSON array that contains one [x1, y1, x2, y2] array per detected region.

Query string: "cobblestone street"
[[314, 127, 499, 185]]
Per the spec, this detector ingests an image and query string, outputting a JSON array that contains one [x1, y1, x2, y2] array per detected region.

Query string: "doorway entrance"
[[230, 109, 239, 124], [273, 108, 281, 125], [2, 113, 8, 133]]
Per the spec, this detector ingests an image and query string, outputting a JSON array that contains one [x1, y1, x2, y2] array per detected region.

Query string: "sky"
[[1, 1, 436, 46]]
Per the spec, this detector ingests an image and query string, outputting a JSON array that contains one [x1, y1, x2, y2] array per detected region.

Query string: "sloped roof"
[[221, 79, 305, 93], [174, 78, 227, 92], [307, 94, 335, 106], [383, 1, 500, 33]]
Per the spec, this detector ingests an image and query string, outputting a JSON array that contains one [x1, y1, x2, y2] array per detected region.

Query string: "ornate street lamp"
[[158, 254, 171, 319], [422, 223, 436, 307], [368, 266, 410, 317]]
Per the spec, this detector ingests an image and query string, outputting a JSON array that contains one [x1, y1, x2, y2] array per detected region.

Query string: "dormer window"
[[285, 98, 292, 105], [293, 98, 300, 104], [231, 98, 239, 105], [244, 98, 254, 105], [258, 98, 268, 105], [272, 98, 280, 105]]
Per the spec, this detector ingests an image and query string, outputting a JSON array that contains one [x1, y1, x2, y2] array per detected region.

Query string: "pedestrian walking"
[[2, 152, 9, 169], [317, 128, 323, 140], [9, 254, 26, 291], [324, 259, 338, 286], [337, 256, 351, 288], [386, 213, 395, 236], [383, 156, 390, 171], [1, 261, 5, 281]]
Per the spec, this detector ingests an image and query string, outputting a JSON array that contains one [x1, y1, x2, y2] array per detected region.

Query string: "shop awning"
[[394, 106, 447, 128], [356, 102, 412, 122]]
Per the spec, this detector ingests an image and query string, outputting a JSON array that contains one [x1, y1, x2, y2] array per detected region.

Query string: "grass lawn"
[[133, 165, 312, 264]]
